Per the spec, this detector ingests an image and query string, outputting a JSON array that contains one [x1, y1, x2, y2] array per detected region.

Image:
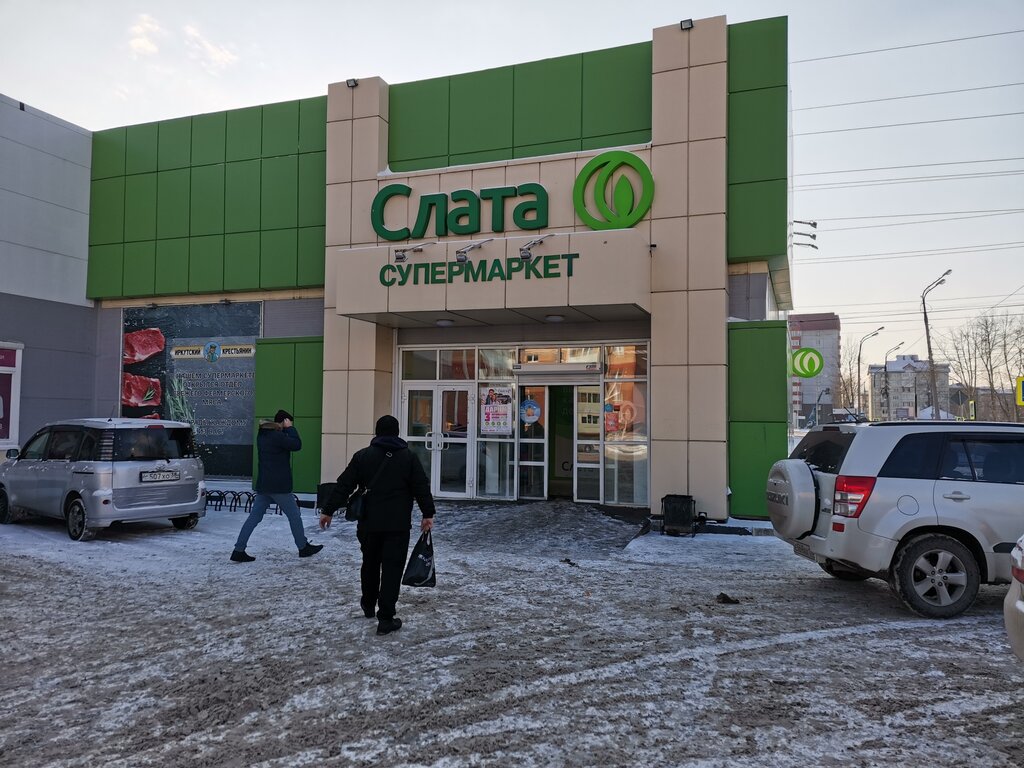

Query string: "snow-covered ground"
[[1, 501, 1021, 767]]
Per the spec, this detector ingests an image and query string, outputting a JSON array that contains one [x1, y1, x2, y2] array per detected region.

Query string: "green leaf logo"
[[573, 151, 655, 230], [791, 348, 825, 378]]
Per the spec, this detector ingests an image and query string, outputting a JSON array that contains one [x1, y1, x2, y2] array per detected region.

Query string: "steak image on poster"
[[121, 372, 162, 408], [123, 328, 165, 365]]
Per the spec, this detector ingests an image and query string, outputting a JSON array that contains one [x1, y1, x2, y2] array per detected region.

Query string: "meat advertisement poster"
[[122, 303, 261, 476], [0, 373, 11, 441]]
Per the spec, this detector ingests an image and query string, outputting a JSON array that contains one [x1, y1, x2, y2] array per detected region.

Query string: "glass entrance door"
[[401, 384, 474, 498]]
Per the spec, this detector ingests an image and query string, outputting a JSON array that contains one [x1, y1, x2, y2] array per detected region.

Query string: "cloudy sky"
[[2, 0, 1022, 367]]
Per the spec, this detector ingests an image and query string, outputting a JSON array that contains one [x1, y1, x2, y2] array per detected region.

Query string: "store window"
[[440, 349, 475, 380], [606, 345, 647, 378], [402, 349, 437, 380], [562, 346, 600, 364], [519, 347, 559, 364], [479, 348, 515, 379]]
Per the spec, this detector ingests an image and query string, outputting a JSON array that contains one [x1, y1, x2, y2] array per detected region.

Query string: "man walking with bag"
[[319, 415, 435, 635]]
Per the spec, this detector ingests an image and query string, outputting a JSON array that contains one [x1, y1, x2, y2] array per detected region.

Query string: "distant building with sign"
[[868, 354, 950, 421], [788, 313, 841, 427]]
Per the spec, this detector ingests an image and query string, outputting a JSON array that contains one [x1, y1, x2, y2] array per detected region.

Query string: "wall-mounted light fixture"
[[435, 318, 454, 327], [346, 78, 358, 88], [544, 314, 565, 323], [393, 241, 437, 263], [794, 231, 817, 241], [219, 298, 232, 305], [680, 19, 694, 30], [794, 219, 818, 229], [454, 237, 494, 263], [514, 233, 554, 261]]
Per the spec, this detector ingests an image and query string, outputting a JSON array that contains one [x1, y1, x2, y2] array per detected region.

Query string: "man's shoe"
[[376, 617, 402, 635], [298, 542, 324, 558], [230, 550, 255, 563], [360, 600, 376, 619]]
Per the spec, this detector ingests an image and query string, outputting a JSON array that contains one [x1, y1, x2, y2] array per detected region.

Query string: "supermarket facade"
[[0, 15, 792, 520]]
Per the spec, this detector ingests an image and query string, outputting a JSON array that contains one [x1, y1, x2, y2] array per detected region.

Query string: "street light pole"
[[883, 342, 904, 420], [922, 270, 952, 420], [815, 387, 831, 427], [856, 326, 884, 417]]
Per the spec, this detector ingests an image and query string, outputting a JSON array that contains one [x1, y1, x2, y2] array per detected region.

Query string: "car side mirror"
[[5, 448, 19, 459]]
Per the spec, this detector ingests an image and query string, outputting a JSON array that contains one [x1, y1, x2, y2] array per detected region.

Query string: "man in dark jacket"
[[231, 409, 323, 562], [319, 414, 435, 635]]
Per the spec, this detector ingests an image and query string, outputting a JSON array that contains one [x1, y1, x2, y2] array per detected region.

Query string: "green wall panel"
[[188, 235, 224, 293], [297, 226, 325, 287], [89, 177, 124, 245], [86, 244, 123, 298], [254, 342, 295, 418], [294, 341, 324, 417], [190, 164, 225, 236], [450, 148, 513, 165], [729, 421, 788, 519], [389, 155, 450, 173], [512, 140, 580, 159], [581, 43, 652, 139], [123, 173, 157, 242], [224, 232, 261, 291], [728, 87, 787, 184], [225, 106, 262, 161], [291, 417, 322, 494], [513, 54, 582, 147], [297, 152, 326, 227], [125, 123, 158, 175], [449, 67, 514, 156], [727, 180, 787, 261], [261, 155, 298, 230], [580, 130, 650, 151], [91, 128, 125, 179], [389, 77, 450, 163], [298, 97, 327, 153], [262, 100, 300, 158], [728, 17, 788, 93], [154, 238, 189, 295], [260, 229, 297, 288], [191, 112, 226, 166], [122, 241, 156, 297], [158, 117, 192, 170], [224, 159, 261, 233], [728, 321, 789, 422], [156, 169, 190, 239]]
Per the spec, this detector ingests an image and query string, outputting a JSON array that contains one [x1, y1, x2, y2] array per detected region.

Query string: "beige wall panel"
[[350, 180, 378, 244], [689, 16, 727, 67], [688, 440, 728, 520], [472, 165, 507, 192], [347, 371, 378, 435], [337, 246, 389, 316], [504, 236, 568, 309], [326, 121, 353, 185], [375, 325, 395, 373], [651, 439, 689, 507], [651, 143, 687, 219], [351, 117, 387, 182], [652, 69, 688, 146], [650, 291, 688, 366], [689, 63, 727, 141], [322, 371, 350, 435], [324, 247, 339, 309], [567, 229, 650, 308], [322, 309, 350, 371], [446, 241, 506, 311], [506, 161, 540, 193], [376, 177, 409, 238], [405, 174, 442, 240], [688, 138, 726, 216], [352, 76, 389, 121], [688, 364, 727, 441], [688, 214, 726, 290], [373, 370, 394, 419], [320, 433, 348, 483], [650, 365, 688, 440], [687, 289, 727, 364], [325, 183, 352, 248], [652, 23, 690, 73], [540, 158, 578, 229], [349, 317, 381, 370], [327, 81, 354, 122], [387, 246, 447, 313], [650, 217, 687, 292], [439, 170, 473, 197]]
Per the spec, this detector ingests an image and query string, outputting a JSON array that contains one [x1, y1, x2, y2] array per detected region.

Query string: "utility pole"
[[922, 270, 951, 420], [883, 342, 904, 420], [857, 326, 884, 417]]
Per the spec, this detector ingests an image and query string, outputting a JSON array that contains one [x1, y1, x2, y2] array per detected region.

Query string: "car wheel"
[[65, 498, 96, 542], [0, 488, 13, 524], [819, 560, 871, 581], [170, 514, 199, 530], [890, 534, 979, 618]]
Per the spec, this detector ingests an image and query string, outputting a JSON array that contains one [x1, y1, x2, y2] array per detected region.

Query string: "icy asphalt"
[[0, 500, 1021, 767]]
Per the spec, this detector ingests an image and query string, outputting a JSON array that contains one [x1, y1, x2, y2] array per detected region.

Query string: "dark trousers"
[[357, 528, 411, 621]]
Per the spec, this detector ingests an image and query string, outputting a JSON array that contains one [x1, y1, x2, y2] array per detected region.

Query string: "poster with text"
[[479, 385, 514, 435], [122, 303, 261, 476], [0, 373, 11, 441]]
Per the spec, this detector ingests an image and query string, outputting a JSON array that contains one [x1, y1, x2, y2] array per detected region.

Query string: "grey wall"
[[263, 298, 325, 338], [728, 273, 770, 320], [398, 319, 651, 347]]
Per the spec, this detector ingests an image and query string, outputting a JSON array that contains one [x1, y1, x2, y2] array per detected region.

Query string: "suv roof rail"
[[868, 421, 1024, 428]]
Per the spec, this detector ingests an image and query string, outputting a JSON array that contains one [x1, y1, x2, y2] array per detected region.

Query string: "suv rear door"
[[37, 426, 83, 516], [4, 429, 51, 514], [862, 431, 944, 537]]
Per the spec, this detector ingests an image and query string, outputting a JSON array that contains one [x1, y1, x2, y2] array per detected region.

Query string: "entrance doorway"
[[401, 384, 474, 498]]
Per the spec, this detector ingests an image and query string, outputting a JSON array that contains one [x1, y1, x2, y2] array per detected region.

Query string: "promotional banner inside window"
[[122, 303, 261, 476]]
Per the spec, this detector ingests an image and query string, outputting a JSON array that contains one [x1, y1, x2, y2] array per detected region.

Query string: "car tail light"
[[1013, 565, 1024, 584], [834, 476, 876, 518], [1013, 547, 1024, 584]]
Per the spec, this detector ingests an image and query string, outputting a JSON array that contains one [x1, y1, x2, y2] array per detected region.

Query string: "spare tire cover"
[[766, 459, 818, 540]]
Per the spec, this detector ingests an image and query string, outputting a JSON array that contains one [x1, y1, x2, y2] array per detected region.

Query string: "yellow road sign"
[[1017, 376, 1024, 407]]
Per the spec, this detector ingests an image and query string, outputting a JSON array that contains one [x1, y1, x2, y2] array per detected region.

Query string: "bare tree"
[[837, 342, 859, 409], [940, 311, 1024, 422]]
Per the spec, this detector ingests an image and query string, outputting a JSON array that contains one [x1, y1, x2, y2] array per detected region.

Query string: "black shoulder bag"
[[345, 451, 392, 522]]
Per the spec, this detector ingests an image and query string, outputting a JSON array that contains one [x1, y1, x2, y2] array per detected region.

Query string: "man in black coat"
[[231, 409, 323, 562], [319, 414, 435, 635]]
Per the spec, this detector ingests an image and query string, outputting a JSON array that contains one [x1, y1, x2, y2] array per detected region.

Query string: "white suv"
[[766, 421, 1024, 618]]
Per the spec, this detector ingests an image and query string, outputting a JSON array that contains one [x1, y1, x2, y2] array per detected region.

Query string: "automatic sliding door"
[[518, 385, 546, 499], [575, 385, 602, 502]]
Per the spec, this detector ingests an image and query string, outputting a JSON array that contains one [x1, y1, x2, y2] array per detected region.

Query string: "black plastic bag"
[[345, 491, 367, 522], [402, 531, 436, 587]]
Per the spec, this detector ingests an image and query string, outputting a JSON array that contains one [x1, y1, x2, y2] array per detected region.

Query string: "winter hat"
[[375, 415, 400, 437], [274, 409, 293, 423]]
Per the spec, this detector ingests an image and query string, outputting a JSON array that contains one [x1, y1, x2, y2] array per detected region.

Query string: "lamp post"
[[856, 326, 884, 417], [815, 387, 831, 427], [922, 270, 952, 420], [883, 342, 904, 420]]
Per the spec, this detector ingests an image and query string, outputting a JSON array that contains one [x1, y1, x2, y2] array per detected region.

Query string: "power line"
[[796, 292, 1015, 311], [796, 240, 1024, 261], [795, 169, 1024, 191], [793, 82, 1024, 111], [795, 158, 1024, 178], [841, 313, 1023, 327], [804, 208, 1024, 221], [815, 211, 1024, 232], [792, 29, 1024, 64], [793, 111, 1024, 137], [839, 303, 1024, 321], [796, 244, 1023, 265]]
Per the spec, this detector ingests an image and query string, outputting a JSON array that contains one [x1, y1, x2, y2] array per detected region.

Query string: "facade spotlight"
[[795, 231, 817, 240], [346, 78, 358, 88], [513, 233, 554, 261], [454, 237, 494, 263], [794, 219, 818, 229], [393, 241, 436, 263], [680, 19, 694, 30]]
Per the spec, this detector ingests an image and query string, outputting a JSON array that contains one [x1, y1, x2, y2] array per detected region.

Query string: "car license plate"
[[140, 470, 180, 483], [792, 540, 815, 562]]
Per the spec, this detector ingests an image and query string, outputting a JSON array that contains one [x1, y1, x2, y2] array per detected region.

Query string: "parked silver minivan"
[[0, 418, 206, 540]]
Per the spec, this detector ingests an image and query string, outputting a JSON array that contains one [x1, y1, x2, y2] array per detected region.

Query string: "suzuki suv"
[[766, 421, 1024, 618], [0, 418, 206, 541]]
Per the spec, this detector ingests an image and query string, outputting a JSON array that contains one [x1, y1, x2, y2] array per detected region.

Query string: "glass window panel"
[[519, 441, 545, 463], [440, 389, 469, 436], [408, 441, 432, 480], [440, 349, 475, 380], [606, 345, 648, 378], [576, 467, 601, 502], [401, 349, 437, 380], [562, 346, 600, 364], [439, 443, 468, 494], [406, 390, 433, 436], [576, 385, 602, 441], [519, 464, 545, 499], [604, 444, 649, 505], [479, 348, 515, 379], [519, 347, 558, 364], [603, 382, 647, 440], [519, 386, 546, 440], [477, 441, 515, 498]]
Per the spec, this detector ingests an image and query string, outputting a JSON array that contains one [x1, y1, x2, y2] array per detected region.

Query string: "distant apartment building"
[[788, 313, 841, 427], [868, 354, 950, 420]]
